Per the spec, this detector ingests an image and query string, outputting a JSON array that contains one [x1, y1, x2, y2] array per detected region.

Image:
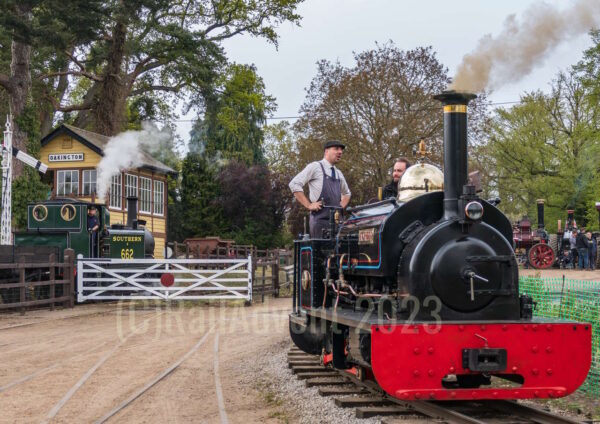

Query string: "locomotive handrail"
[[346, 198, 397, 214]]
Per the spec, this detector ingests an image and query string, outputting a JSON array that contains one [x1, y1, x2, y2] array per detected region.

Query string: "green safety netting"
[[519, 276, 600, 396]]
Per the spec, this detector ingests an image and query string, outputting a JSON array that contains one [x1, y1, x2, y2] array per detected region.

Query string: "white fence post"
[[248, 254, 253, 304], [77, 254, 83, 303]]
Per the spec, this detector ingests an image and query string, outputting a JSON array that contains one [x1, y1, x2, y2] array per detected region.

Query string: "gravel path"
[[243, 338, 383, 424]]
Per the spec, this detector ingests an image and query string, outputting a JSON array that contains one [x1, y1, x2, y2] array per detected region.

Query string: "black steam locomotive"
[[289, 92, 591, 401]]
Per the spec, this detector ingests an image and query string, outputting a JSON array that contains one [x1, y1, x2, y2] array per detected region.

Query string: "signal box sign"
[[48, 153, 84, 162]]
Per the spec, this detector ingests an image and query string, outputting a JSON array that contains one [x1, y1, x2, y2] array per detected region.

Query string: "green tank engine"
[[14, 196, 154, 260]]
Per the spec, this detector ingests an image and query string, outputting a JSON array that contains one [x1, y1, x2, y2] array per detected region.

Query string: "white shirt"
[[289, 159, 351, 202]]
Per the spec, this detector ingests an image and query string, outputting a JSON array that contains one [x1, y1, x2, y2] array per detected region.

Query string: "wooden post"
[[185, 242, 189, 259], [261, 262, 266, 303], [64, 248, 75, 308], [18, 256, 25, 315], [174, 241, 178, 258], [273, 261, 279, 298], [49, 253, 56, 311]]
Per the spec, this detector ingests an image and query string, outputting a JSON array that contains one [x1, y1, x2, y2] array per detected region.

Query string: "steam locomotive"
[[14, 196, 155, 261], [289, 91, 591, 401]]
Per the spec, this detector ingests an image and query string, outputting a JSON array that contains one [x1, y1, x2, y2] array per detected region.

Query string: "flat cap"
[[324, 140, 345, 150]]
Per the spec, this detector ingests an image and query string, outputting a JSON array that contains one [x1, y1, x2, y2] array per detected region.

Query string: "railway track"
[[287, 347, 587, 424]]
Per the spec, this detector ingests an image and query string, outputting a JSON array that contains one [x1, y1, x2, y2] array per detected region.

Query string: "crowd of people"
[[560, 228, 598, 270]]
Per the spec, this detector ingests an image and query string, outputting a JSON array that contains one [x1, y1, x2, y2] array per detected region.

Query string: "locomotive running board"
[[370, 321, 591, 401]]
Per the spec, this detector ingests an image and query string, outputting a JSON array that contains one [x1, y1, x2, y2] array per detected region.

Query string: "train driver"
[[382, 157, 411, 199], [289, 140, 351, 239], [87, 206, 100, 257]]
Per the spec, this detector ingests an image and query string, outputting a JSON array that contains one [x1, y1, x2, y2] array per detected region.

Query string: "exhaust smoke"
[[450, 0, 600, 92], [96, 122, 173, 200]]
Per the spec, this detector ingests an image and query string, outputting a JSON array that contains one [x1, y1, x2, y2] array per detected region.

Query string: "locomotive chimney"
[[433, 90, 477, 219], [127, 196, 138, 229], [567, 209, 575, 230], [536, 199, 545, 229]]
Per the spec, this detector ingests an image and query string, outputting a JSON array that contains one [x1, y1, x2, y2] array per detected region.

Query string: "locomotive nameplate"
[[358, 228, 375, 245]]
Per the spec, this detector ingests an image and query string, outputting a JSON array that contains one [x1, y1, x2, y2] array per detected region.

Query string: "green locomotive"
[[14, 196, 154, 260]]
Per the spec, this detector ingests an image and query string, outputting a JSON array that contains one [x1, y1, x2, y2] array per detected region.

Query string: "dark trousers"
[[588, 250, 596, 270], [578, 248, 589, 270], [90, 232, 98, 258]]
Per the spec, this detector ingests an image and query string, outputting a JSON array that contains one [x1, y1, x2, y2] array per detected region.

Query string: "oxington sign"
[[48, 153, 84, 162]]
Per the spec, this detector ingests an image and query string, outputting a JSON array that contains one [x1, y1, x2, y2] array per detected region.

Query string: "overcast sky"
[[176, 0, 596, 144]]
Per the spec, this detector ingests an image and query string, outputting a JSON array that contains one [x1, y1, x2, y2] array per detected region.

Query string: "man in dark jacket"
[[382, 158, 411, 199], [576, 229, 590, 270], [587, 231, 597, 270]]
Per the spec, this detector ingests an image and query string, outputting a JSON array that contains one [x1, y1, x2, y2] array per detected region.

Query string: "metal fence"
[[519, 275, 600, 396], [77, 255, 252, 302]]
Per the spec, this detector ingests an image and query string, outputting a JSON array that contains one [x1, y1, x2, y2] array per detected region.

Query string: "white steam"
[[450, 0, 600, 92], [96, 122, 172, 200]]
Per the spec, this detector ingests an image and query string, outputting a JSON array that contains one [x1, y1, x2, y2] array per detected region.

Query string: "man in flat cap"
[[289, 140, 351, 238]]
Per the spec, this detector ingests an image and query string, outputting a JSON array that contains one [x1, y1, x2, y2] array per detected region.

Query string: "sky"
[[176, 0, 596, 145]]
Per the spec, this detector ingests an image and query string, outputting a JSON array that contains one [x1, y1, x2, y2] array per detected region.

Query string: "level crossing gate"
[[77, 255, 252, 302]]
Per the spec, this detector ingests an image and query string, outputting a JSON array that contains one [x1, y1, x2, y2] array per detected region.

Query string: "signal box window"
[[153, 180, 164, 216], [124, 174, 138, 211], [57, 170, 79, 196], [83, 170, 97, 196], [140, 177, 151, 213], [110, 174, 122, 209]]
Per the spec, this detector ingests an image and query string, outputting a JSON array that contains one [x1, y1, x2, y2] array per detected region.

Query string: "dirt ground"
[[0, 298, 293, 424], [520, 267, 600, 281], [1, 276, 598, 423]]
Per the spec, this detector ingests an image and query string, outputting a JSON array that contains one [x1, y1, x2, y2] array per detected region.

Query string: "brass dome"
[[398, 163, 444, 202]]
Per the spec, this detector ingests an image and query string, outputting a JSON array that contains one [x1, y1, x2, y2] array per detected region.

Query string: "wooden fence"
[[0, 247, 75, 314], [168, 242, 292, 302], [252, 258, 279, 303]]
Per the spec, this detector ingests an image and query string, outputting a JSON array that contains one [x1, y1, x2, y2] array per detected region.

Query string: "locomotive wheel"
[[528, 243, 555, 269]]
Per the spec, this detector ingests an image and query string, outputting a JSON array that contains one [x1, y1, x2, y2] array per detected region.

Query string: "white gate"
[[77, 255, 252, 302]]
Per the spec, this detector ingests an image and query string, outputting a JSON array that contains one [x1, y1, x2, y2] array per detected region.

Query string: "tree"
[[294, 43, 488, 204], [485, 69, 600, 229], [0, 0, 107, 176], [177, 151, 224, 240], [215, 161, 288, 248], [42, 0, 301, 136], [198, 63, 276, 165], [175, 64, 279, 243]]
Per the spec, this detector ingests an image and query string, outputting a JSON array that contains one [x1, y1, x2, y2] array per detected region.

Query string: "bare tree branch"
[[130, 84, 184, 96]]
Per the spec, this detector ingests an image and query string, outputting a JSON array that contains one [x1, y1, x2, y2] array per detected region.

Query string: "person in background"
[[586, 231, 597, 270], [570, 230, 578, 268], [87, 206, 100, 258], [382, 158, 411, 199], [576, 228, 590, 270]]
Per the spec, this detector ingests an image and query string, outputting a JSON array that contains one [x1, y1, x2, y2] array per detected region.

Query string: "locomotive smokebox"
[[537, 199, 545, 229], [433, 91, 477, 219], [127, 196, 138, 229]]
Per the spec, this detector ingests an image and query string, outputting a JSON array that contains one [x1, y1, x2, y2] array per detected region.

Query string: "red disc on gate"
[[160, 273, 175, 287]]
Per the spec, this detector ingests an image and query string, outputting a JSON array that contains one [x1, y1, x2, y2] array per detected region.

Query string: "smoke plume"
[[96, 122, 173, 200], [450, 0, 600, 92]]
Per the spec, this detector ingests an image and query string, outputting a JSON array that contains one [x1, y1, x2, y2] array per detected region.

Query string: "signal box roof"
[[41, 124, 177, 176]]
